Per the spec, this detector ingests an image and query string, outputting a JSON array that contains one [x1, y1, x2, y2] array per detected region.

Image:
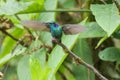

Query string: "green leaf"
[[5, 15, 24, 29], [59, 65, 76, 80], [38, 0, 58, 22], [37, 0, 58, 46], [38, 32, 52, 46], [18, 0, 58, 79], [28, 40, 46, 67], [99, 47, 120, 62], [29, 56, 51, 80], [95, 35, 108, 48], [17, 55, 31, 80], [79, 22, 106, 38], [118, 0, 120, 3], [36, 0, 44, 5], [72, 38, 95, 80], [0, 0, 45, 15], [17, 40, 47, 80], [59, 0, 75, 8], [18, 0, 45, 14], [0, 0, 31, 15], [0, 45, 26, 67], [0, 28, 25, 58], [48, 34, 79, 80], [90, 4, 120, 36], [29, 56, 42, 80]]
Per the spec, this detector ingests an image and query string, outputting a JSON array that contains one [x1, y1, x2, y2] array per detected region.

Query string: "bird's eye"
[[54, 23, 59, 27]]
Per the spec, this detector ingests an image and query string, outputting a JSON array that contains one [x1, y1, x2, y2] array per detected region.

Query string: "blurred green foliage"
[[0, 0, 120, 80]]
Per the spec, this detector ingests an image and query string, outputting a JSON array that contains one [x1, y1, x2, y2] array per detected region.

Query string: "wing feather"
[[21, 20, 50, 32], [62, 24, 86, 35]]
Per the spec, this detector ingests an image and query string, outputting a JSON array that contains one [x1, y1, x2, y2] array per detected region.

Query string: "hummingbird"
[[21, 20, 86, 43]]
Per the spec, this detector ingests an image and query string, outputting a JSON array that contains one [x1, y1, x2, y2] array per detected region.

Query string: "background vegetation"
[[0, 0, 120, 80]]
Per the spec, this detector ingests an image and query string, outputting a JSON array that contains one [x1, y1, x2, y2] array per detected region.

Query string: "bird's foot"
[[52, 38, 58, 44]]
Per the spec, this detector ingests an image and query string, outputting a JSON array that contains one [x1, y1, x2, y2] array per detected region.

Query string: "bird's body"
[[48, 23, 62, 42]]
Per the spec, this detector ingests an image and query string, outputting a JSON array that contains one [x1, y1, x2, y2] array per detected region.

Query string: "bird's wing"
[[62, 24, 86, 35], [21, 20, 50, 32]]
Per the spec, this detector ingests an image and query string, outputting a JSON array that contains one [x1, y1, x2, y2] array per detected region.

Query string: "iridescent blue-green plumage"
[[47, 22, 62, 42]]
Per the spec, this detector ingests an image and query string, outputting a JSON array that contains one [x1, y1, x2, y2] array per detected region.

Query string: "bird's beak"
[[45, 23, 50, 28]]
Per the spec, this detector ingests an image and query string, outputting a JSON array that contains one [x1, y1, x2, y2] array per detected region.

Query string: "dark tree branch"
[[55, 41, 108, 80]]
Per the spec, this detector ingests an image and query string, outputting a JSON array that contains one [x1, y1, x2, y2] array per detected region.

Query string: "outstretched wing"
[[62, 24, 86, 35], [21, 20, 50, 32]]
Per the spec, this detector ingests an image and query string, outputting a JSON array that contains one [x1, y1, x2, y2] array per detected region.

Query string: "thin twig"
[[113, 0, 120, 13], [55, 41, 108, 80], [0, 72, 3, 80], [0, 29, 18, 41], [24, 26, 35, 39], [100, 0, 107, 4], [17, 9, 91, 14], [0, 29, 25, 46], [32, 9, 91, 12], [14, 14, 21, 20], [14, 14, 35, 39]]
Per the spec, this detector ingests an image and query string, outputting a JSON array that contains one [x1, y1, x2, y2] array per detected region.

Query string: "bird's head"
[[46, 22, 59, 28]]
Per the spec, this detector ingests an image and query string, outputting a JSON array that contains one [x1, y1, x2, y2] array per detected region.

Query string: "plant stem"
[[100, 0, 107, 4], [0, 29, 25, 46], [55, 41, 108, 80], [17, 9, 91, 14], [40, 9, 91, 12]]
